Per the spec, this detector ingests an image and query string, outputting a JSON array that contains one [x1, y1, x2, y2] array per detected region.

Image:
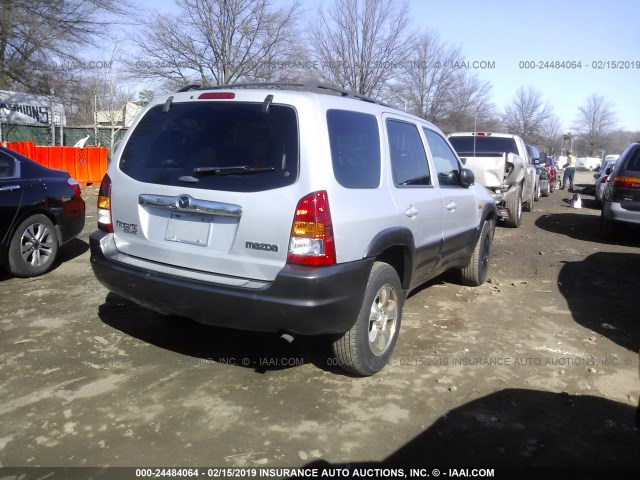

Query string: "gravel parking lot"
[[1, 170, 638, 477]]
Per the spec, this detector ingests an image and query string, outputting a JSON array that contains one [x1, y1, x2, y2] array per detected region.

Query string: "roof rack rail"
[[191, 82, 388, 106], [176, 84, 202, 93]]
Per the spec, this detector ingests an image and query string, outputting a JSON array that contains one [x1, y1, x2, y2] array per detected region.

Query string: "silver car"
[[601, 143, 640, 239], [90, 83, 497, 375], [593, 158, 618, 206]]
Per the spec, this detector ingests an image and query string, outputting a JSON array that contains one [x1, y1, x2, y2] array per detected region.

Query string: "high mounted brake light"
[[287, 191, 336, 266], [97, 174, 113, 232], [198, 92, 235, 100]]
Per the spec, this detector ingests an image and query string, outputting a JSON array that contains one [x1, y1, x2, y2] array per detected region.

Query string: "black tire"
[[7, 214, 59, 277], [534, 180, 541, 201], [460, 220, 493, 286], [332, 262, 404, 376], [541, 180, 550, 197], [523, 183, 535, 212], [504, 185, 522, 227]]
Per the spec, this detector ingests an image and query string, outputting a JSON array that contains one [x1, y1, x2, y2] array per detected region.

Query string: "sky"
[[132, 0, 640, 132], [408, 0, 640, 132]]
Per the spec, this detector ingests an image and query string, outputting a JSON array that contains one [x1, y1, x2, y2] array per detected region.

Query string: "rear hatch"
[[611, 147, 640, 210], [449, 135, 520, 188], [109, 94, 301, 283]]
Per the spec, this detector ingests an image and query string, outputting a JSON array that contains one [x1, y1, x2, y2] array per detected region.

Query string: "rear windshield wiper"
[[194, 165, 275, 176]]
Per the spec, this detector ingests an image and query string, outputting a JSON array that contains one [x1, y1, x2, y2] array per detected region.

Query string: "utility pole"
[[94, 95, 99, 146], [50, 89, 56, 146]]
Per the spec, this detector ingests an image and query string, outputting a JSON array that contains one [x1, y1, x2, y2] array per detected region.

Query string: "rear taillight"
[[97, 174, 113, 232], [66, 178, 81, 196], [613, 176, 640, 189], [600, 176, 609, 184], [287, 191, 336, 266]]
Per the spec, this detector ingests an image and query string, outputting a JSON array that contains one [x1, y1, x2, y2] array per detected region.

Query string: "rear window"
[[623, 147, 640, 172], [327, 110, 381, 188], [449, 136, 519, 156], [119, 102, 299, 192]]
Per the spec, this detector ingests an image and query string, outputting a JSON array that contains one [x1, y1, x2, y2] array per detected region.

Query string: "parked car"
[[90, 83, 497, 376], [576, 157, 602, 171], [593, 158, 618, 206], [448, 132, 537, 227], [601, 142, 640, 239], [0, 145, 85, 277], [537, 152, 557, 196], [526, 144, 543, 200]]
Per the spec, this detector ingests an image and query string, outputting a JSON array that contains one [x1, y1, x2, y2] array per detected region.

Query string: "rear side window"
[[387, 120, 431, 186], [449, 136, 518, 156], [327, 110, 381, 188], [119, 102, 299, 192], [0, 151, 16, 178]]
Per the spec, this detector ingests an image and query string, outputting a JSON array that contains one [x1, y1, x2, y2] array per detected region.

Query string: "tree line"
[[1, 0, 637, 156]]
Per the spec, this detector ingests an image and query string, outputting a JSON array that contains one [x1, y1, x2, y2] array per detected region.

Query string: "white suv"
[[90, 83, 497, 375]]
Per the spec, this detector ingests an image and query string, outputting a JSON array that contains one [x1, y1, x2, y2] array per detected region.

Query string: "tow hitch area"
[[497, 205, 511, 219]]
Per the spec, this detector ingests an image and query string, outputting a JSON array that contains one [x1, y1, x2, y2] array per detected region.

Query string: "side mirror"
[[460, 168, 475, 187], [605, 166, 612, 175]]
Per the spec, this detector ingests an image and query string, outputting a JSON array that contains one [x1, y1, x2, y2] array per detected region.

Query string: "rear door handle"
[[0, 185, 21, 192], [405, 206, 418, 218], [446, 201, 457, 211]]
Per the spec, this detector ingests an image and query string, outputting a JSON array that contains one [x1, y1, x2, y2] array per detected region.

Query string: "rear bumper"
[[90, 231, 373, 335], [56, 196, 86, 245], [603, 200, 640, 225]]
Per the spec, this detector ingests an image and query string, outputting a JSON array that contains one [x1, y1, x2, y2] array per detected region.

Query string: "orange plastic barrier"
[[4, 141, 108, 186]]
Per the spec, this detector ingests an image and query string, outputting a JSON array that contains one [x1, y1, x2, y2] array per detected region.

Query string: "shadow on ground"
[[301, 389, 640, 475], [57, 237, 90, 263], [558, 252, 640, 353], [536, 211, 640, 247], [98, 293, 335, 374]]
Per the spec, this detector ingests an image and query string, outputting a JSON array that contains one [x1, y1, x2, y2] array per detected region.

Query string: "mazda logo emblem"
[[177, 195, 190, 209]]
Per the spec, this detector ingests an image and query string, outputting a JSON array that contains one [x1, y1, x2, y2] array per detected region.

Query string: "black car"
[[0, 145, 85, 277]]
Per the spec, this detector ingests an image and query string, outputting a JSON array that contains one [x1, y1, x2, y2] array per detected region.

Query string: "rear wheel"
[[504, 186, 522, 228], [523, 183, 535, 212], [332, 262, 404, 376], [7, 214, 59, 277], [541, 180, 551, 197], [534, 180, 541, 201], [460, 220, 493, 286]]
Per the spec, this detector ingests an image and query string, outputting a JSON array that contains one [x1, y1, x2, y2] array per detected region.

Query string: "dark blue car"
[[0, 145, 85, 277]]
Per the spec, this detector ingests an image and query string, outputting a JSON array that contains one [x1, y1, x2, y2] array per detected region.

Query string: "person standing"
[[562, 153, 576, 191]]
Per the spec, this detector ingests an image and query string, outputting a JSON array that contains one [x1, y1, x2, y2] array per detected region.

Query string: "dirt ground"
[[1, 170, 639, 478]]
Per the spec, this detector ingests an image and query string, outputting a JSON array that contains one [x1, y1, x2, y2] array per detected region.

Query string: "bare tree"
[[129, 0, 300, 88], [0, 0, 129, 92], [440, 73, 497, 133], [308, 0, 411, 97], [391, 30, 460, 123], [574, 93, 617, 156], [502, 86, 552, 144], [541, 114, 562, 154], [607, 129, 640, 155]]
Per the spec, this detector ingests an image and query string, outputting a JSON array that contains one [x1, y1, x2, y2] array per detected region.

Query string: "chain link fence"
[[1, 123, 127, 161]]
